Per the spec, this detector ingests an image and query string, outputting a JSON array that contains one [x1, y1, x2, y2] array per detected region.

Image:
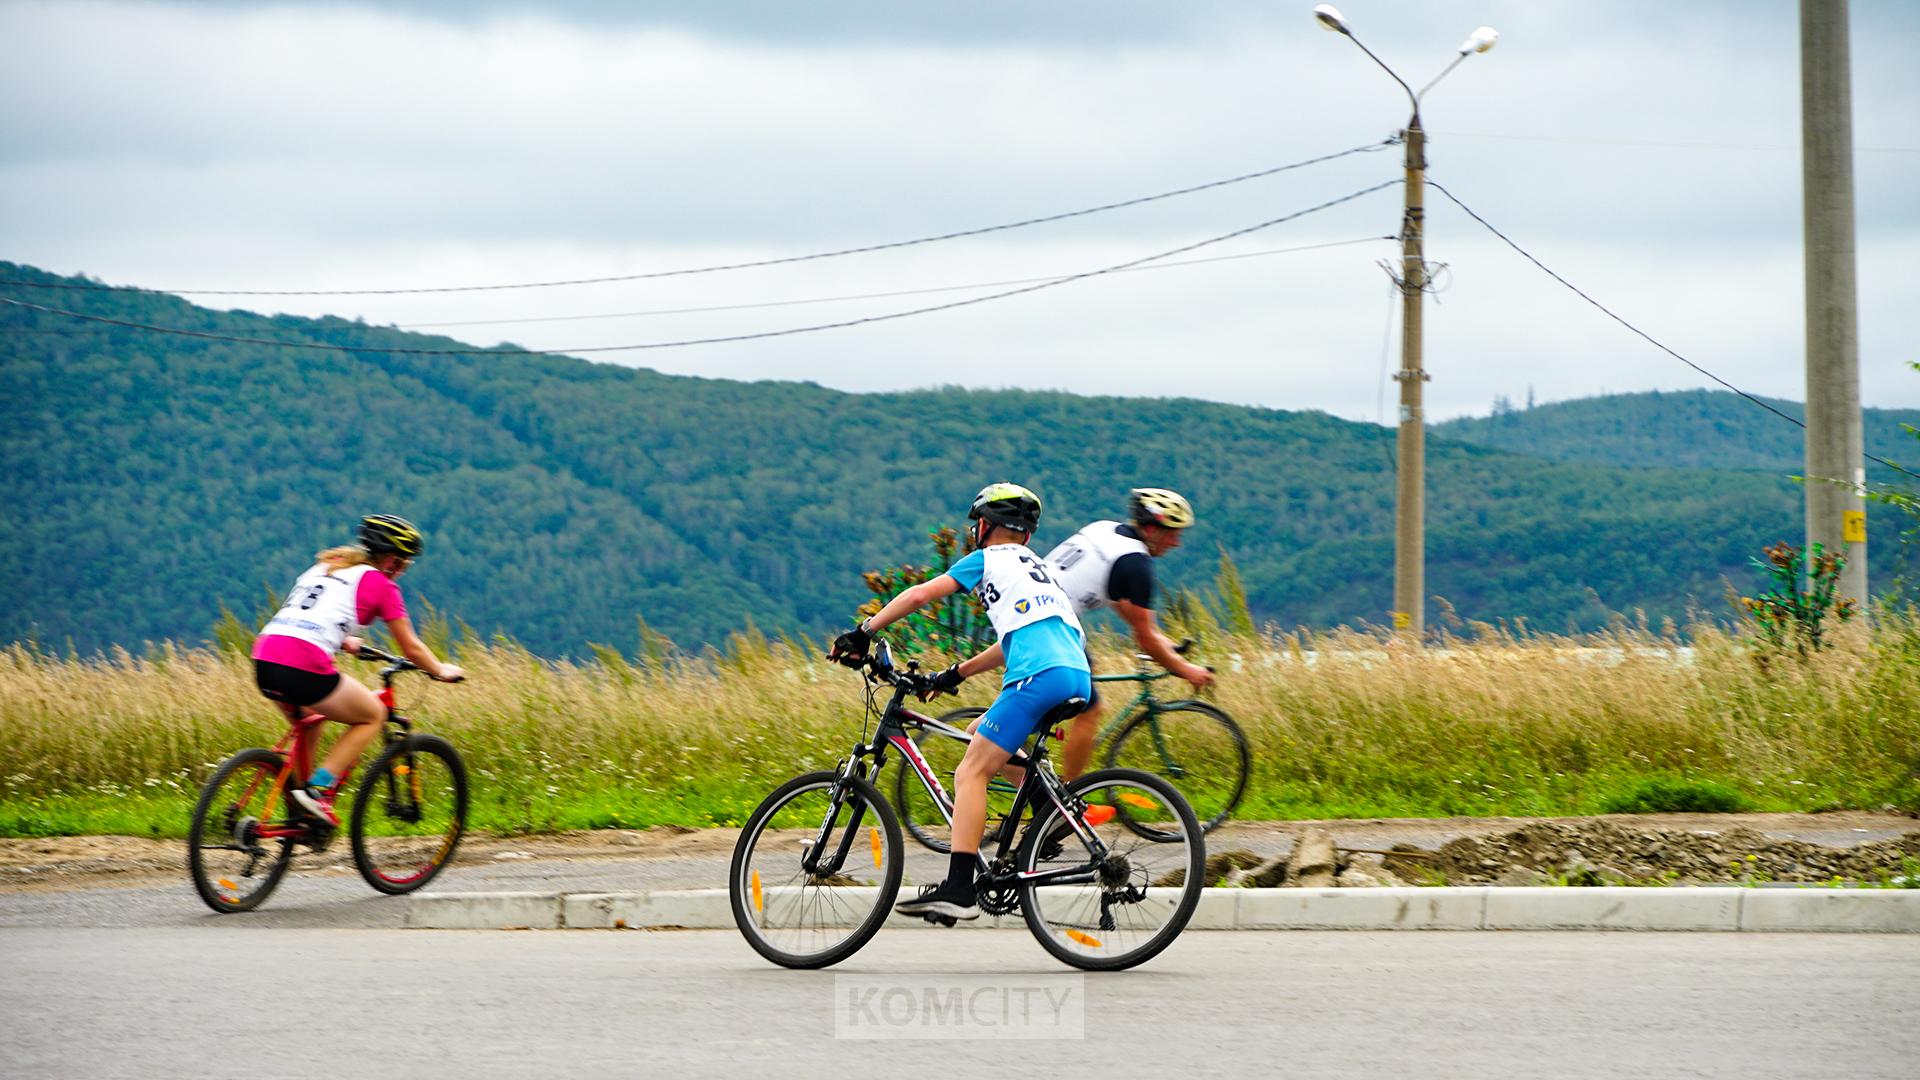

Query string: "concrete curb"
[[406, 886, 1920, 932]]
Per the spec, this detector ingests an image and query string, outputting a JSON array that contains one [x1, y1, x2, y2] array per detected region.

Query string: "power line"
[[0, 141, 1397, 299], [394, 236, 1394, 330], [0, 179, 1401, 357], [1428, 179, 1919, 482], [1433, 131, 1920, 154]]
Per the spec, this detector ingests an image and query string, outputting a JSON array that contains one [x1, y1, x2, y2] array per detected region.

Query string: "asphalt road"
[[8, 811, 1910, 930], [2, 929, 1914, 1079], [0, 849, 963, 929]]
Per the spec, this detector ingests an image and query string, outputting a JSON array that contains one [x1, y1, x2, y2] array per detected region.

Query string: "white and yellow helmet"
[[1128, 488, 1194, 530]]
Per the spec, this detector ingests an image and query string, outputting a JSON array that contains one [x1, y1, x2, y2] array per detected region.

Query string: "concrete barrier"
[[1484, 887, 1743, 931], [1740, 888, 1920, 932], [405, 890, 563, 929], [1239, 887, 1485, 930], [407, 886, 1920, 932]]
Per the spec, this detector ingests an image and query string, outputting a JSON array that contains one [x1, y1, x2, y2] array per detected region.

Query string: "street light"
[[1314, 5, 1498, 642]]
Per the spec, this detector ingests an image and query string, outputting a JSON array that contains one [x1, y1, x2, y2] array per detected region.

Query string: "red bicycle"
[[187, 645, 469, 913]]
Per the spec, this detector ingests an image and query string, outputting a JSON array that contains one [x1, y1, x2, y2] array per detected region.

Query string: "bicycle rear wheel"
[[731, 771, 903, 969], [350, 733, 468, 895], [1104, 700, 1250, 836], [187, 748, 297, 913], [1016, 768, 1204, 971], [895, 708, 1018, 854]]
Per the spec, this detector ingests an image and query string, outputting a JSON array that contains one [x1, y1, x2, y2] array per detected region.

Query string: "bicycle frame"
[[245, 682, 411, 843], [808, 671, 1108, 890], [1089, 667, 1174, 743]]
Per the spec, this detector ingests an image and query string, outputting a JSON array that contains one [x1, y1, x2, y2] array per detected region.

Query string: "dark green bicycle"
[[896, 641, 1250, 851]]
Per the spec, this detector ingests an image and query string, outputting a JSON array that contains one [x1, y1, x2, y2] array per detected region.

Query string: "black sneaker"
[[894, 882, 980, 921]]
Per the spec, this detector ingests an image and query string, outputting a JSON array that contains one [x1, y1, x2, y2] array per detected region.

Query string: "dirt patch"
[[1380, 820, 1920, 886], [7, 812, 1917, 894], [0, 826, 745, 894]]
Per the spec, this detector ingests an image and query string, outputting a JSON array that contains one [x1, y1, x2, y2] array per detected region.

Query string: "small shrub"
[[1601, 776, 1752, 815]]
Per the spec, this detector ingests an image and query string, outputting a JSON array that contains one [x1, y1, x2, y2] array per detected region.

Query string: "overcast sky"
[[3, 0, 1916, 422]]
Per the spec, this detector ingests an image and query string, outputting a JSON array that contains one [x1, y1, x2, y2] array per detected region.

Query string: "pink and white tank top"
[[252, 563, 408, 675]]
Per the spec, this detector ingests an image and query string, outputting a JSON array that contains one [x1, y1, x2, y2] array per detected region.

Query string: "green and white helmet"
[[968, 482, 1042, 534]]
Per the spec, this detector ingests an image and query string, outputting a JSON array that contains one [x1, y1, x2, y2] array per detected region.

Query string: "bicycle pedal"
[[924, 914, 958, 927]]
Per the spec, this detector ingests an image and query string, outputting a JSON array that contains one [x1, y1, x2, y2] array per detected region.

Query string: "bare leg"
[[965, 711, 1026, 787], [307, 676, 387, 781], [1062, 698, 1103, 780], [950, 734, 1015, 855]]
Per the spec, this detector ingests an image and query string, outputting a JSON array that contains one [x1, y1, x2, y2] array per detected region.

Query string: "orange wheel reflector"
[[217, 879, 238, 890], [870, 827, 882, 868], [1065, 929, 1103, 948], [751, 870, 763, 912], [393, 764, 411, 775], [1117, 793, 1158, 809]]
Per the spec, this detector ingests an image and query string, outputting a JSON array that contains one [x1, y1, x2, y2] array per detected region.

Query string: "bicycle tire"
[[349, 733, 468, 896], [187, 748, 297, 914], [1104, 699, 1250, 836], [1016, 768, 1205, 972], [730, 770, 903, 969]]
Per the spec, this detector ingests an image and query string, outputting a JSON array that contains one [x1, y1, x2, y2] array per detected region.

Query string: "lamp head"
[[1312, 4, 1349, 34], [1459, 26, 1499, 55]]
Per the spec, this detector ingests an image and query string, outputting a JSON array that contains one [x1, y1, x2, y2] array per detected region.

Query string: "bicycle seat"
[[295, 712, 327, 729], [1038, 696, 1089, 729]]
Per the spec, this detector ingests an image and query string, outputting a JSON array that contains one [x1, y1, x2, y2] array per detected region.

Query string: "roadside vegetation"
[[4, 609, 1916, 839]]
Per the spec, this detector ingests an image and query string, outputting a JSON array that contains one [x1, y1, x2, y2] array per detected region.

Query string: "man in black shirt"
[[1043, 489, 1214, 779]]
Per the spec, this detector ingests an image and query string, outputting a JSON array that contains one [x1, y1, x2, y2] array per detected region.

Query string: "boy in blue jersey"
[[829, 483, 1092, 921]]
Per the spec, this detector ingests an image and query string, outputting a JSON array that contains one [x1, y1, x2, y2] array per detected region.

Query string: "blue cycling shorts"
[[975, 665, 1094, 754]]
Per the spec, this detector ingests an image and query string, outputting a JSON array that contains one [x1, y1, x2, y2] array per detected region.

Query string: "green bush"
[[1601, 776, 1753, 815]]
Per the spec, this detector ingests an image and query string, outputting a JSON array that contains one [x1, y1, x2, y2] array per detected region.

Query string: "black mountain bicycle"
[[728, 642, 1205, 971]]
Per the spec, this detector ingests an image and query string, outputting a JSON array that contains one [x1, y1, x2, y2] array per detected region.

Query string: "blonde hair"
[[316, 545, 372, 571]]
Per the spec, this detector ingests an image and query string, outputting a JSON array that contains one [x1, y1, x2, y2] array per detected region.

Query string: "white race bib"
[[971, 545, 1083, 640], [1044, 521, 1149, 614], [259, 564, 374, 656]]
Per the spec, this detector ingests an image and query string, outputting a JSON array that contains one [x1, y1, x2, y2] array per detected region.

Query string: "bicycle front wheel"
[[1104, 700, 1250, 835], [187, 748, 296, 914], [731, 771, 903, 969], [1017, 768, 1205, 972], [350, 733, 468, 895]]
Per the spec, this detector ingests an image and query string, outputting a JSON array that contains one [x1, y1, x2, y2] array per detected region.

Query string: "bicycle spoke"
[[1020, 771, 1204, 970], [734, 774, 902, 968]]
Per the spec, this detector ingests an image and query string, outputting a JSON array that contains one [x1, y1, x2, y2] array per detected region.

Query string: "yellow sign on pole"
[[1843, 510, 1867, 544], [1391, 610, 1411, 630]]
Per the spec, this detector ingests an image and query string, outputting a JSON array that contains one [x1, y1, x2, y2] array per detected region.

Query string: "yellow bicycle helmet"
[[359, 514, 425, 557], [1128, 488, 1194, 530]]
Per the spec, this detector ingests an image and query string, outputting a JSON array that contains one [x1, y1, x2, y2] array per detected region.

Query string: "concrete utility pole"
[[1314, 5, 1497, 641], [1396, 121, 1429, 638], [1799, 0, 1867, 603]]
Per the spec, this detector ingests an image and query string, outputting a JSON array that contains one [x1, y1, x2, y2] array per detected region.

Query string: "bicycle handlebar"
[[352, 644, 464, 682]]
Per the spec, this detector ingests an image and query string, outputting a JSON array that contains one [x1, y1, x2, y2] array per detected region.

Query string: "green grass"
[[3, 622, 1918, 839]]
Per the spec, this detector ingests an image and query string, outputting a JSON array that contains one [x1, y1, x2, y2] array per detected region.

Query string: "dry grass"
[[2, 619, 1917, 837]]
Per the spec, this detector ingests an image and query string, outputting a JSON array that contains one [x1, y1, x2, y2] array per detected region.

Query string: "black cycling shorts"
[[254, 659, 342, 709]]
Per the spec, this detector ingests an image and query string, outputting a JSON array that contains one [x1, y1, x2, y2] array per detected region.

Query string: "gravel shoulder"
[[4, 810, 1911, 895]]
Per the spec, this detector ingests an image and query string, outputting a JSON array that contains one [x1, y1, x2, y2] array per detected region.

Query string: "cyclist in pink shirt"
[[251, 514, 464, 825]]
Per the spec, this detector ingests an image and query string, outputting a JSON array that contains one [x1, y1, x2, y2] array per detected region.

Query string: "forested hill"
[[1, 260, 1910, 656], [1434, 389, 1919, 475]]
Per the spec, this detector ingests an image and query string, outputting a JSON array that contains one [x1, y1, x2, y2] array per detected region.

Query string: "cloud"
[[2, 0, 1916, 422]]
